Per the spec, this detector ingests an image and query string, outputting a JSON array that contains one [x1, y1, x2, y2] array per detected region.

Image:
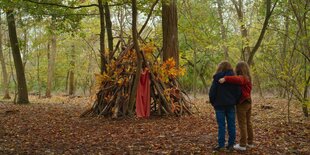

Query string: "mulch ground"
[[0, 95, 309, 155]]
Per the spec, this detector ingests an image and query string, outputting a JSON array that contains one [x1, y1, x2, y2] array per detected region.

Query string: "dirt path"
[[0, 96, 309, 154]]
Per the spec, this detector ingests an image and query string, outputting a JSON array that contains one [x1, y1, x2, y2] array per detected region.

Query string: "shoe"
[[226, 145, 234, 152], [213, 146, 225, 152], [247, 144, 255, 148], [233, 144, 246, 151]]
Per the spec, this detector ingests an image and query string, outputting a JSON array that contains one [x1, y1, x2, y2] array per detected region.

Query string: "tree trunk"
[[22, 29, 28, 67], [104, 2, 113, 61], [6, 10, 29, 104], [0, 13, 11, 99], [232, 0, 277, 65], [302, 75, 309, 117], [98, 0, 107, 73], [216, 0, 229, 60], [117, 6, 125, 47], [128, 0, 143, 115], [162, 0, 179, 67], [88, 53, 94, 95], [46, 17, 57, 98], [193, 48, 197, 97], [36, 44, 41, 98], [68, 45, 75, 96], [182, 56, 208, 89], [231, 0, 250, 61], [247, 0, 277, 65], [289, 0, 309, 117], [282, 10, 289, 59]]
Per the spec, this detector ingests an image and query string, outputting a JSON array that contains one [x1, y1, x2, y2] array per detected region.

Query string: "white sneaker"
[[234, 144, 246, 151], [247, 144, 255, 148]]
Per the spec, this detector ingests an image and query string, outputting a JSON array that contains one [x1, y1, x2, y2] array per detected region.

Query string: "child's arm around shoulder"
[[221, 76, 247, 85]]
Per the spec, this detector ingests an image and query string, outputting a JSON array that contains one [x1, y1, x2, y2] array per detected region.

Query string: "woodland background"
[[0, 0, 309, 154]]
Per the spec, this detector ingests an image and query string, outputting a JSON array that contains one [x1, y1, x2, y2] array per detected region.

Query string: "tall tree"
[[104, 2, 113, 61], [231, 0, 251, 61], [46, 16, 57, 98], [68, 44, 75, 96], [216, 0, 229, 60], [289, 0, 309, 117], [128, 0, 143, 115], [0, 11, 11, 99], [232, 0, 278, 65], [162, 0, 179, 66], [247, 0, 278, 65], [6, 9, 29, 104], [98, 0, 107, 73]]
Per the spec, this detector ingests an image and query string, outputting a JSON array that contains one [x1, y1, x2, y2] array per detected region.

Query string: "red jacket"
[[224, 76, 252, 104]]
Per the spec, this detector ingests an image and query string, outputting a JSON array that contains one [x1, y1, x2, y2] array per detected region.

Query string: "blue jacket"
[[209, 70, 241, 108]]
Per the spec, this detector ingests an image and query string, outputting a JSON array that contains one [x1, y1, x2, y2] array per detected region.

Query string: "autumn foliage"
[[81, 44, 192, 118]]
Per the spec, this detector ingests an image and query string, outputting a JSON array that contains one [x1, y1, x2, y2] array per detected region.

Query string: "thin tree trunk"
[[128, 0, 143, 115], [247, 0, 278, 65], [289, 0, 309, 117], [37, 45, 41, 98], [98, 0, 107, 73], [22, 29, 28, 67], [193, 48, 197, 97], [252, 63, 263, 97], [216, 0, 229, 60], [280, 10, 289, 98], [182, 56, 208, 89], [104, 2, 113, 61], [68, 45, 75, 96], [117, 6, 125, 47], [302, 75, 309, 117], [162, 0, 179, 67], [282, 11, 289, 59], [8, 47, 17, 103], [0, 13, 11, 99], [231, 0, 250, 61], [46, 17, 57, 98], [6, 10, 29, 104], [88, 53, 94, 95]]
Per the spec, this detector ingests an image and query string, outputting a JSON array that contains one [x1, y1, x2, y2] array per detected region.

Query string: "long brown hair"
[[235, 61, 251, 81], [215, 61, 233, 74]]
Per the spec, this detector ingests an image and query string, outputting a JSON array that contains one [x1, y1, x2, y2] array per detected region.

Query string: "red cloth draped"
[[136, 69, 151, 118]]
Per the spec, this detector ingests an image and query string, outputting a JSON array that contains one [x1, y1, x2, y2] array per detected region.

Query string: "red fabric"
[[136, 69, 151, 118], [224, 76, 252, 104]]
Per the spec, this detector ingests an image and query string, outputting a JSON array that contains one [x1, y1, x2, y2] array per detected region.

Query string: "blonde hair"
[[235, 61, 251, 81], [215, 61, 233, 74]]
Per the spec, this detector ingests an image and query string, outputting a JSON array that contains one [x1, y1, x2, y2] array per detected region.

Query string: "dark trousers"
[[215, 105, 236, 147]]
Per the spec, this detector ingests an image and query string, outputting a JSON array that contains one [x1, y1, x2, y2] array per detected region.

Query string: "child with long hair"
[[219, 61, 253, 151], [209, 61, 241, 152]]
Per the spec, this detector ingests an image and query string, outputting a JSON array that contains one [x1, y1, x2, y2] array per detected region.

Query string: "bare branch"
[[247, 0, 279, 65], [24, 0, 99, 9], [24, 0, 130, 9], [138, 0, 159, 35]]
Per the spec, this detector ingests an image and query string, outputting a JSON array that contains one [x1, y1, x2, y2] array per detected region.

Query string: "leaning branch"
[[24, 0, 130, 9], [138, 0, 159, 35], [24, 0, 98, 9], [247, 0, 279, 65]]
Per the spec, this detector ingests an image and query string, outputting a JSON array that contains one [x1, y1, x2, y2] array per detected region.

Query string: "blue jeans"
[[215, 106, 236, 148]]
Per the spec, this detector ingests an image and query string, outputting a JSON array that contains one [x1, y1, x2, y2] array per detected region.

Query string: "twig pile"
[[81, 44, 193, 118]]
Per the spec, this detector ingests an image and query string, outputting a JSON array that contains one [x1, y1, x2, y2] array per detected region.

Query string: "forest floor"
[[0, 94, 309, 155]]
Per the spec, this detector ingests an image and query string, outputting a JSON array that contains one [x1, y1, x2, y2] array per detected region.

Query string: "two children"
[[210, 61, 253, 151], [209, 61, 241, 151]]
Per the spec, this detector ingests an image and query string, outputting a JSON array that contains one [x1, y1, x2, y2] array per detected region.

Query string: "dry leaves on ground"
[[0, 95, 309, 154]]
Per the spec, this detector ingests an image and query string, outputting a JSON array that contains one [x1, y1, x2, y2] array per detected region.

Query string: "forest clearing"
[[0, 95, 309, 154], [0, 0, 309, 154]]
